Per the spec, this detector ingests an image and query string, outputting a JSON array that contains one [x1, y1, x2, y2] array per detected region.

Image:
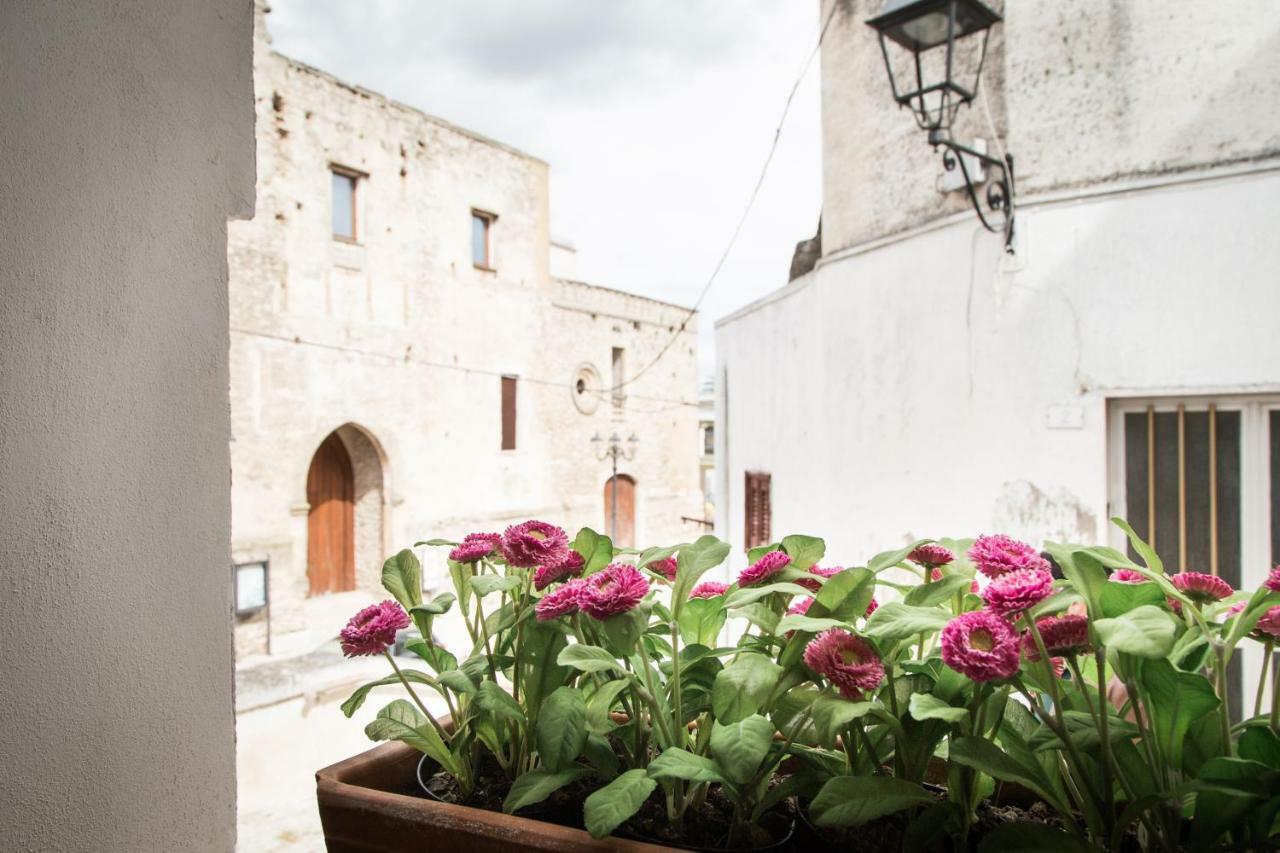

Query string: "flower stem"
[[1255, 639, 1272, 718], [385, 650, 450, 742]]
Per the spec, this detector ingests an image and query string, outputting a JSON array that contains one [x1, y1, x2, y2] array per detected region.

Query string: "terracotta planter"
[[316, 741, 673, 852]]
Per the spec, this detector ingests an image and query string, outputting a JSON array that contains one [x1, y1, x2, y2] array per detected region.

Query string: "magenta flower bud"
[[533, 550, 585, 590], [340, 600, 411, 657], [983, 568, 1054, 616], [737, 550, 792, 587], [1266, 567, 1280, 593], [449, 532, 501, 563], [689, 581, 729, 600], [941, 610, 1021, 682], [788, 596, 814, 616], [1022, 614, 1091, 660], [501, 520, 570, 568], [1109, 569, 1146, 584], [968, 534, 1050, 579], [535, 579, 586, 621], [1170, 571, 1234, 606], [802, 629, 885, 701], [1255, 605, 1280, 639], [650, 557, 678, 582], [579, 563, 650, 621], [797, 564, 842, 592], [908, 544, 955, 570]]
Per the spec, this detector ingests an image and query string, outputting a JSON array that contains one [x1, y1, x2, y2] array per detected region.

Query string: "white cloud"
[[266, 0, 824, 382]]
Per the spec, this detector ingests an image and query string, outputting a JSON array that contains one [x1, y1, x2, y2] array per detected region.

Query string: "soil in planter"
[[419, 757, 597, 829], [620, 784, 795, 851]]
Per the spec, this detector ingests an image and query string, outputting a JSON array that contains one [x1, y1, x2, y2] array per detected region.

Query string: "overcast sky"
[[267, 1, 824, 384]]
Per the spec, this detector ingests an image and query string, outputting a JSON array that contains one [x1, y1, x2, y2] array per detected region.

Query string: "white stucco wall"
[[718, 168, 1280, 568], [0, 1, 254, 850]]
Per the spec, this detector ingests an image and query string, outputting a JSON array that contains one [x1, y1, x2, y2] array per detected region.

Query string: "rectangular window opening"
[[501, 375, 517, 450], [331, 167, 359, 241], [611, 347, 625, 411], [744, 471, 772, 550], [472, 209, 495, 269]]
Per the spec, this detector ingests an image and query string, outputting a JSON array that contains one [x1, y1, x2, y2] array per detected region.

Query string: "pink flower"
[[449, 532, 501, 563], [650, 557, 678, 582], [983, 568, 1054, 616], [535, 580, 586, 621], [1255, 605, 1280, 638], [1226, 601, 1247, 618], [969, 535, 1050, 579], [865, 597, 879, 618], [501, 520, 570, 568], [340, 600, 411, 657], [941, 610, 1021, 682], [738, 550, 792, 587], [579, 563, 650, 620], [1110, 569, 1146, 584], [798, 564, 842, 592], [690, 581, 729, 599], [909, 544, 955, 569], [1266, 567, 1280, 593], [1049, 657, 1067, 679], [802, 629, 885, 700], [1022, 614, 1090, 660], [1170, 571, 1234, 606], [788, 597, 814, 616], [533, 550, 586, 590]]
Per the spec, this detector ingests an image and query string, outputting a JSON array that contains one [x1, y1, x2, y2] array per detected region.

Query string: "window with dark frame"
[[501, 375, 517, 450], [472, 209, 495, 269], [331, 168, 359, 241], [611, 346, 625, 411], [703, 424, 715, 456], [744, 471, 772, 550]]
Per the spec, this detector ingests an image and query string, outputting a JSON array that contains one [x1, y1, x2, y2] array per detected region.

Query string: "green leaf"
[[908, 692, 968, 723], [905, 575, 973, 607], [863, 603, 950, 645], [341, 670, 437, 718], [364, 699, 456, 776], [948, 736, 1069, 815], [1191, 757, 1273, 849], [1098, 579, 1164, 617], [671, 535, 732, 605], [1027, 710, 1139, 753], [437, 670, 476, 694], [470, 575, 522, 597], [733, 602, 780, 634], [573, 527, 615, 575], [1239, 725, 1280, 770], [710, 715, 775, 785], [747, 542, 781, 564], [404, 639, 457, 674], [1094, 605, 1177, 658], [583, 769, 655, 839], [503, 767, 590, 814], [781, 534, 825, 571], [583, 732, 620, 780], [537, 686, 588, 772], [776, 614, 849, 634], [637, 542, 685, 570], [712, 653, 783, 723], [808, 776, 934, 827], [517, 622, 571, 716], [647, 748, 725, 785], [586, 679, 631, 734], [977, 821, 1093, 852], [414, 538, 456, 547], [475, 681, 524, 727], [410, 591, 456, 616], [1111, 517, 1164, 575], [724, 581, 814, 609], [601, 609, 646, 653], [381, 549, 422, 610], [812, 568, 876, 622], [1042, 543, 1107, 618], [1137, 658, 1219, 771], [678, 595, 727, 647], [557, 644, 623, 674], [868, 541, 929, 573], [811, 695, 878, 747]]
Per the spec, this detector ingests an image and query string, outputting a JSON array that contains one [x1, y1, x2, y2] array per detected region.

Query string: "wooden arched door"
[[307, 432, 355, 596], [603, 475, 636, 548]]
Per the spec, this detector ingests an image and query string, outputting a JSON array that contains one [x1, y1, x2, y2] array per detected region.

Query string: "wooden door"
[[603, 475, 636, 548], [307, 432, 355, 596]]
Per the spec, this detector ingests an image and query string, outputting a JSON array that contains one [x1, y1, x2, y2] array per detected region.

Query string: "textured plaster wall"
[[819, 0, 1280, 254], [229, 24, 701, 652], [0, 1, 254, 851]]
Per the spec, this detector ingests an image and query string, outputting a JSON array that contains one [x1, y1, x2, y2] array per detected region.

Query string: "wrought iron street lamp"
[[866, 0, 1015, 250], [592, 431, 638, 541]]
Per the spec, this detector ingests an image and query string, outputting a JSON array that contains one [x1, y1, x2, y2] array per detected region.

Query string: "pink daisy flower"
[[501, 520, 570, 568], [797, 564, 842, 592], [535, 580, 586, 621], [738, 550, 792, 587], [983, 568, 1054, 616], [909, 544, 955, 569], [1265, 567, 1280, 593], [340, 601, 411, 657], [941, 610, 1021, 682], [865, 597, 879, 618], [1255, 605, 1280, 639], [533, 550, 586, 590], [788, 596, 814, 616], [802, 629, 885, 700], [650, 557, 678, 582], [579, 563, 650, 620], [690, 581, 729, 600], [1110, 569, 1146, 584], [969, 534, 1050, 579], [449, 532, 501, 563], [1022, 614, 1091, 661], [1170, 571, 1234, 606], [1049, 657, 1067, 679]]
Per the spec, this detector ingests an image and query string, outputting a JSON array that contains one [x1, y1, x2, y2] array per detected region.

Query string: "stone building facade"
[[230, 10, 700, 657], [717, 1, 1280, 695]]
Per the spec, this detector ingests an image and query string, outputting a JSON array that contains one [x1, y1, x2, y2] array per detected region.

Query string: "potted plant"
[[317, 519, 1280, 851]]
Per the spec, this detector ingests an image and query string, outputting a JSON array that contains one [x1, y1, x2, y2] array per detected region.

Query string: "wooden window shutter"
[[501, 376, 517, 450], [744, 471, 771, 550]]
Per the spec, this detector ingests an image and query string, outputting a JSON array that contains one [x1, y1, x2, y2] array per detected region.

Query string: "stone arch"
[[330, 423, 387, 593]]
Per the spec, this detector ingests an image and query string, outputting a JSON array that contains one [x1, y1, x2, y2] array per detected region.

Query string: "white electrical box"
[[937, 138, 986, 194]]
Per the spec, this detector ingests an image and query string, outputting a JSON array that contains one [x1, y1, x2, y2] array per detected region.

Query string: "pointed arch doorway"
[[306, 432, 355, 596]]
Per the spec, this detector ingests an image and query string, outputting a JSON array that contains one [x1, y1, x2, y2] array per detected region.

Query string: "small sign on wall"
[[235, 560, 269, 616], [1046, 404, 1085, 430]]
